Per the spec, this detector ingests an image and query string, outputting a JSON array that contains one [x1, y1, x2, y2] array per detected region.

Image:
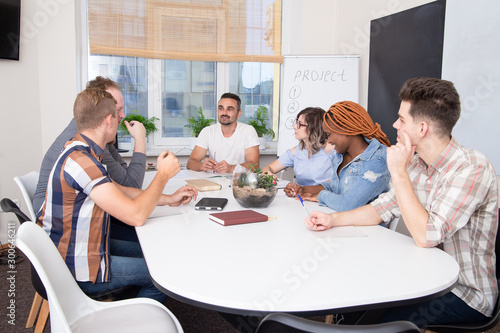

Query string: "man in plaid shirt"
[[304, 77, 498, 327]]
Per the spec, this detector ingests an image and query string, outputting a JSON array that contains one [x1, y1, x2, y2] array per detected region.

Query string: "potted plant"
[[118, 110, 159, 137], [248, 105, 275, 139], [248, 105, 275, 149], [184, 106, 215, 137]]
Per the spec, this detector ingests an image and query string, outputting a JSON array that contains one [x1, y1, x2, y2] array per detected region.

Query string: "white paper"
[[149, 205, 188, 218], [331, 226, 367, 238]]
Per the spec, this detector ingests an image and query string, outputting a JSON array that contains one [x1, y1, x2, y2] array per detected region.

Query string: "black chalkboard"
[[367, 0, 446, 144]]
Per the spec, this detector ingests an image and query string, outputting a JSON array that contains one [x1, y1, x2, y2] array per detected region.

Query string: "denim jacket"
[[318, 138, 390, 211]]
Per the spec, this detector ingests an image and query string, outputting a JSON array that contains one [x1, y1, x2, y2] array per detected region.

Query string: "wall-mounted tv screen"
[[0, 0, 21, 61]]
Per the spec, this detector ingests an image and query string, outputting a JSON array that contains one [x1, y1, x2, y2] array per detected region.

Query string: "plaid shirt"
[[371, 137, 498, 316], [37, 133, 112, 283]]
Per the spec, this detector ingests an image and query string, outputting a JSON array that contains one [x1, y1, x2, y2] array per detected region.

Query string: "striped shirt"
[[37, 133, 112, 283], [371, 137, 498, 317]]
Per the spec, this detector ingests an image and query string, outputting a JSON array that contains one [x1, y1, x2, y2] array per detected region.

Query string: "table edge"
[[154, 276, 458, 316]]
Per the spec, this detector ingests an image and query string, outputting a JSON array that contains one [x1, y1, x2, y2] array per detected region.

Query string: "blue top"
[[318, 138, 390, 211], [278, 146, 334, 186]]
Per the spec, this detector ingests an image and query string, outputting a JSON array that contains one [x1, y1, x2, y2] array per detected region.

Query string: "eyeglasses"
[[293, 119, 308, 129]]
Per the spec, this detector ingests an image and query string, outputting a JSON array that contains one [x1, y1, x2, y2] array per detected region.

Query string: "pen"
[[297, 195, 311, 219], [213, 153, 216, 173]]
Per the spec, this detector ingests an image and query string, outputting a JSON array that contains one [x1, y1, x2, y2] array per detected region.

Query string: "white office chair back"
[[13, 171, 39, 222], [16, 223, 183, 333]]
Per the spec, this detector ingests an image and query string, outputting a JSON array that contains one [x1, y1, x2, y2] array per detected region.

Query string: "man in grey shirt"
[[33, 77, 147, 240]]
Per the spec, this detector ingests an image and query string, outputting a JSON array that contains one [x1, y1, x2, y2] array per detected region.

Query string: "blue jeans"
[[77, 239, 167, 304], [378, 291, 488, 328]]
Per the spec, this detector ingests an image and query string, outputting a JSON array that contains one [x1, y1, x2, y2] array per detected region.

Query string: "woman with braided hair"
[[289, 101, 391, 212], [262, 107, 335, 186]]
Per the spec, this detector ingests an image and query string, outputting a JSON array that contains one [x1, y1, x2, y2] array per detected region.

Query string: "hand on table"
[[284, 183, 303, 198], [304, 211, 334, 231], [166, 186, 198, 206], [299, 192, 319, 202], [214, 160, 231, 173], [201, 158, 217, 172]]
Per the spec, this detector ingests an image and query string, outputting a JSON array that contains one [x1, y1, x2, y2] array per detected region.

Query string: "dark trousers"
[[376, 291, 489, 328], [110, 216, 139, 242]]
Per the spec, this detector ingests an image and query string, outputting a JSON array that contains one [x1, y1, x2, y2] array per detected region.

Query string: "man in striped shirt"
[[37, 87, 197, 303], [304, 77, 498, 327]]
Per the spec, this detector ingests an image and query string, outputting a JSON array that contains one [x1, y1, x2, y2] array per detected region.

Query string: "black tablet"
[[195, 197, 228, 211]]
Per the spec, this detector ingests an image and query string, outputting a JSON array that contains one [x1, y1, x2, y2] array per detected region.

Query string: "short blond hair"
[[73, 88, 117, 132], [86, 76, 120, 91]]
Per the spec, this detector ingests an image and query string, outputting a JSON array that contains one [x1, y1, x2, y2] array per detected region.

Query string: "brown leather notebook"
[[209, 210, 268, 226]]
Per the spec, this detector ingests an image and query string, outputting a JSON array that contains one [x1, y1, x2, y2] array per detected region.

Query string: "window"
[[87, 0, 282, 150], [89, 56, 279, 148]]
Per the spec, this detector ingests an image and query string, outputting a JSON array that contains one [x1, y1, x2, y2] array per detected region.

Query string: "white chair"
[[16, 222, 183, 333], [13, 171, 39, 222], [389, 217, 400, 231], [13, 171, 48, 332]]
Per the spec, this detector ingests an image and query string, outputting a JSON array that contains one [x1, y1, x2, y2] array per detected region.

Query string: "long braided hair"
[[324, 101, 390, 147]]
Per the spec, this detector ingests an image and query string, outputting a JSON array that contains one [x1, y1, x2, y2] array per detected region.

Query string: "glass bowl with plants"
[[232, 164, 278, 208]]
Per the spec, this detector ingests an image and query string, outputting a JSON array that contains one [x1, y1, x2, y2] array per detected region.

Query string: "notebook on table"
[[209, 210, 268, 226], [186, 179, 222, 191]]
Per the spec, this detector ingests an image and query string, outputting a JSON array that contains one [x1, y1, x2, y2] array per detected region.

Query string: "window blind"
[[88, 0, 283, 63]]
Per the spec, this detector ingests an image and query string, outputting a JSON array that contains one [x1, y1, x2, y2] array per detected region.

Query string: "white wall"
[[0, 0, 77, 241], [282, 0, 435, 107], [442, 0, 500, 172]]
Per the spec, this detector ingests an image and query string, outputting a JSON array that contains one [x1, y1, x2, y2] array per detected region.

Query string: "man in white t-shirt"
[[187, 93, 260, 173]]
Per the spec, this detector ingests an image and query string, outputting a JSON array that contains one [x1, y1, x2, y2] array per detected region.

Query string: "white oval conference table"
[[136, 170, 459, 316]]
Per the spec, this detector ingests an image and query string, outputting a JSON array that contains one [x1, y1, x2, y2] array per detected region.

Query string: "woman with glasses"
[[289, 101, 391, 212], [262, 107, 335, 188]]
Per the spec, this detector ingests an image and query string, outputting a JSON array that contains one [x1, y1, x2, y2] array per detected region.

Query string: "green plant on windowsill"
[[184, 107, 215, 137], [118, 110, 159, 137], [248, 105, 275, 139]]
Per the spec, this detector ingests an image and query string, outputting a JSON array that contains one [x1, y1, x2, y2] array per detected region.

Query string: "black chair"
[[256, 313, 421, 333], [1, 198, 49, 332], [425, 208, 500, 333], [1, 198, 31, 223]]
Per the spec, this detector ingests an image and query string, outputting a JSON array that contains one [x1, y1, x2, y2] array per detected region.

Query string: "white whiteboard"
[[278, 56, 360, 157]]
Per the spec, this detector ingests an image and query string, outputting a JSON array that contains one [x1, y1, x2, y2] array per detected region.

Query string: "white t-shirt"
[[196, 122, 260, 165]]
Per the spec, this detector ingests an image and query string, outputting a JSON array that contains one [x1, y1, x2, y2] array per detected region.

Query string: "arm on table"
[[304, 204, 382, 231], [91, 150, 182, 226], [187, 145, 216, 172]]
